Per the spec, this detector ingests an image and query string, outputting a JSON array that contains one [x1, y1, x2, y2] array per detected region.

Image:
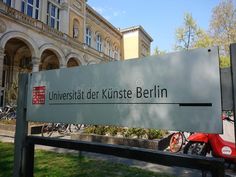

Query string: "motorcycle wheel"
[[183, 141, 207, 156]]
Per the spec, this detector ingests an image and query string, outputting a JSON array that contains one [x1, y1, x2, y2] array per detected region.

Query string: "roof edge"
[[86, 4, 122, 37], [120, 25, 153, 42]]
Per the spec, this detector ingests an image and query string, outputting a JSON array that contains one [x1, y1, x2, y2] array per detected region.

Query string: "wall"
[[123, 31, 139, 60]]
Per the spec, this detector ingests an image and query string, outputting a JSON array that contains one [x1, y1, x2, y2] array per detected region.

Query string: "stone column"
[[32, 57, 40, 72], [83, 1, 86, 43], [60, 63, 66, 69], [60, 2, 69, 34], [0, 48, 5, 106], [14, 0, 22, 11], [41, 0, 48, 24], [0, 48, 5, 86]]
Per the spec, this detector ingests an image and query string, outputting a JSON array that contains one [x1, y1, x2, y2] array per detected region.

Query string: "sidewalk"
[[0, 129, 235, 177]]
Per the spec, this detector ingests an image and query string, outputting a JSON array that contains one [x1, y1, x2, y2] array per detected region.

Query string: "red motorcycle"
[[183, 114, 236, 165]]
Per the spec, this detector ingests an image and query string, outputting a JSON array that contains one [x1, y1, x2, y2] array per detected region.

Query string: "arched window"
[[96, 34, 102, 52], [86, 27, 92, 46], [73, 19, 79, 38]]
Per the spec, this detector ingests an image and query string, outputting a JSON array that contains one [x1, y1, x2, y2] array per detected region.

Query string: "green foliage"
[[146, 129, 167, 140], [193, 31, 214, 48], [175, 13, 203, 50], [122, 128, 146, 138], [0, 142, 13, 177], [84, 125, 107, 135], [121, 128, 133, 138], [210, 0, 236, 56], [106, 126, 123, 136], [153, 46, 166, 56], [84, 125, 166, 140], [0, 141, 176, 177], [220, 55, 231, 68], [83, 125, 96, 134], [174, 1, 235, 68]]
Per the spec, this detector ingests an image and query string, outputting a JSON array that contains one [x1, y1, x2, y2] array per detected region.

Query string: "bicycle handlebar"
[[223, 116, 234, 123]]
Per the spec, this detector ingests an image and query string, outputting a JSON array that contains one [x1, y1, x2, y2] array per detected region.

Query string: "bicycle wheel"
[[169, 132, 184, 153], [58, 123, 69, 134], [69, 124, 84, 133], [41, 123, 54, 137]]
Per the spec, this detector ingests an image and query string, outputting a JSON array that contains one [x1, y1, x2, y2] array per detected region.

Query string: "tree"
[[193, 31, 214, 48], [220, 55, 231, 68], [175, 13, 203, 50], [210, 0, 236, 56], [209, 0, 236, 68], [193, 29, 230, 68], [153, 46, 166, 56]]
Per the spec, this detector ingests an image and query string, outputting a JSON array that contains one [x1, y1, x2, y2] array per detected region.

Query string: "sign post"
[[13, 74, 29, 177], [230, 43, 236, 147]]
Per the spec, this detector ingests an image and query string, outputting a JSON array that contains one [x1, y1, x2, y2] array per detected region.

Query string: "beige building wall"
[[69, 10, 85, 43], [86, 5, 122, 60], [121, 26, 153, 60], [68, 0, 85, 43], [122, 31, 139, 60]]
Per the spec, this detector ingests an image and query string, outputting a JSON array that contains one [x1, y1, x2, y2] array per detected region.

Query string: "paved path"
[[0, 130, 235, 177]]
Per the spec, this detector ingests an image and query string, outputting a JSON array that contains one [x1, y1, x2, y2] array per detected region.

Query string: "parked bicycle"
[[169, 131, 193, 153], [41, 123, 85, 137], [0, 104, 17, 120]]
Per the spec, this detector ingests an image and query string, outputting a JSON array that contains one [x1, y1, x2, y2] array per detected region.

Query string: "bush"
[[126, 128, 146, 138], [83, 125, 97, 134], [94, 126, 107, 135], [146, 129, 166, 140], [84, 125, 107, 135], [106, 126, 119, 136], [84, 125, 167, 140]]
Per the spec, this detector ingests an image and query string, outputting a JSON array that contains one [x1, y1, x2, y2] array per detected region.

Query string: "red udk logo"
[[32, 86, 46, 104]]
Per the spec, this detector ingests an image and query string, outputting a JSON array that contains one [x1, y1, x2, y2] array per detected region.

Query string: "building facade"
[[121, 26, 153, 60], [0, 0, 152, 105]]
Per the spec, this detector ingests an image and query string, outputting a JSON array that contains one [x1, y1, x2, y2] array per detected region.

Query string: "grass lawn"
[[0, 141, 176, 177]]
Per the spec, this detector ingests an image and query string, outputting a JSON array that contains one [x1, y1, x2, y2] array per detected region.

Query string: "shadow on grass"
[[0, 141, 175, 177], [0, 142, 14, 177]]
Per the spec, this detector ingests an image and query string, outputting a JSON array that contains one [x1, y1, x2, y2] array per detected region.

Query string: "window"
[[47, 2, 60, 30], [96, 34, 102, 52], [3, 0, 11, 6], [85, 27, 92, 46], [21, 0, 40, 20]]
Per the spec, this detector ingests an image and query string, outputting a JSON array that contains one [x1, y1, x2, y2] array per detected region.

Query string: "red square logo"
[[32, 86, 46, 104]]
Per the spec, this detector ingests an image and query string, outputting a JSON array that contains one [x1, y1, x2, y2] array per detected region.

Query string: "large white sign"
[[27, 47, 222, 133]]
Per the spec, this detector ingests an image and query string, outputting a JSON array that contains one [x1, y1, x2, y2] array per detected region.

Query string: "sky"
[[87, 0, 223, 54]]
